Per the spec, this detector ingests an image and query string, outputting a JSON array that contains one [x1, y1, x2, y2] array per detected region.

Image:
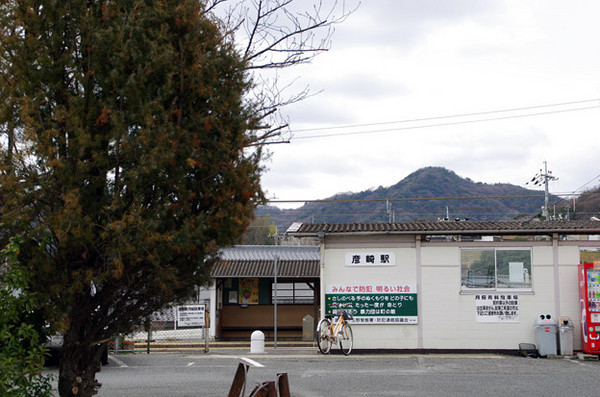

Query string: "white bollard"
[[250, 330, 265, 354]]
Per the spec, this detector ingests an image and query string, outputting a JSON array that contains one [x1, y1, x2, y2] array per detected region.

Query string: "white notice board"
[[176, 305, 206, 327]]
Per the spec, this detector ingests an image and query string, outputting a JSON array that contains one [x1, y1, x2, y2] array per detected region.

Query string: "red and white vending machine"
[[579, 262, 600, 353]]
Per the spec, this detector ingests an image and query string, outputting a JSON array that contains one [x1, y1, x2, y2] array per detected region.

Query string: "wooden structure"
[[212, 245, 320, 340]]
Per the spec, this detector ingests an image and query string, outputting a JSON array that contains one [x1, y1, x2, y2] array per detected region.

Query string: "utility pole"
[[527, 161, 558, 219], [386, 199, 395, 223]]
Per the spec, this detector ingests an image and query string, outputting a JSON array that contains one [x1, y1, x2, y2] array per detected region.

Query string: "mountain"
[[568, 187, 600, 220], [257, 167, 557, 232]]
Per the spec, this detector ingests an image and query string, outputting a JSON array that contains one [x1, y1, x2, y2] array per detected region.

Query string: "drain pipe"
[[274, 255, 278, 349]]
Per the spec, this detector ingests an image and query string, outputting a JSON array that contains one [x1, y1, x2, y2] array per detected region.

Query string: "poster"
[[509, 262, 524, 283], [228, 290, 238, 304], [325, 284, 417, 324], [238, 278, 259, 305], [475, 294, 519, 322]]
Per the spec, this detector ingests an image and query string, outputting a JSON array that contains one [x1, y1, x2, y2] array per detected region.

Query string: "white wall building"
[[288, 220, 600, 352]]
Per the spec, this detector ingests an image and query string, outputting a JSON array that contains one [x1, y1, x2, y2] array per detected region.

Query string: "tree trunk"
[[58, 335, 103, 397]]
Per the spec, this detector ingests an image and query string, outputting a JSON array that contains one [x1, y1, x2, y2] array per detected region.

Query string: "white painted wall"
[[321, 237, 596, 351], [322, 247, 419, 349]]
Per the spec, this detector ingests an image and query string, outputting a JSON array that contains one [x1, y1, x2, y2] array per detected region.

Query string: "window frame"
[[271, 281, 314, 305], [460, 247, 532, 292]]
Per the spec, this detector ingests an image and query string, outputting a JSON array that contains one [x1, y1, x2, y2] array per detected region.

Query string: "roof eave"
[[290, 228, 600, 237]]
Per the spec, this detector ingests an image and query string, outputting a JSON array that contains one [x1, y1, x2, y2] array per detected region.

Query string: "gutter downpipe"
[[318, 231, 326, 323], [274, 255, 278, 349], [553, 233, 561, 319], [416, 234, 423, 349]]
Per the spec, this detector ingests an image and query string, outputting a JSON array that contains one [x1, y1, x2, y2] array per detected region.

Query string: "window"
[[272, 282, 314, 304], [461, 249, 532, 290]]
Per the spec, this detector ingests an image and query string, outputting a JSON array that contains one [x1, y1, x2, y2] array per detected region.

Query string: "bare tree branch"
[[209, 0, 358, 146], [202, 0, 230, 14]]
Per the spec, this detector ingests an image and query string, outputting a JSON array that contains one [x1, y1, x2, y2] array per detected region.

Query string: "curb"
[[132, 341, 316, 351]]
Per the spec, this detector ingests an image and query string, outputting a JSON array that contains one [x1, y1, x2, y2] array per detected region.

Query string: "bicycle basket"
[[342, 312, 353, 320]]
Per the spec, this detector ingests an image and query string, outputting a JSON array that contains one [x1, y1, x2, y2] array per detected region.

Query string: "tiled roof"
[[286, 220, 600, 236], [220, 245, 320, 261], [211, 245, 320, 278]]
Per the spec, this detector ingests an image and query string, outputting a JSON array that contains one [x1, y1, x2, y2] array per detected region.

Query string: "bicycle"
[[316, 302, 354, 355]]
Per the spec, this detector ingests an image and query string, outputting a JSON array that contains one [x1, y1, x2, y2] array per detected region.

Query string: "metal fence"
[[115, 301, 210, 352]]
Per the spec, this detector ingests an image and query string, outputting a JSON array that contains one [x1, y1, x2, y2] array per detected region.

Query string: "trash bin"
[[535, 314, 557, 356], [558, 317, 574, 356]]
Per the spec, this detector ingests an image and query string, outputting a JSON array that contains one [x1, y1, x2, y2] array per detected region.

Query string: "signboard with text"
[[176, 305, 206, 328], [475, 294, 519, 322], [345, 252, 395, 266], [325, 284, 417, 324]]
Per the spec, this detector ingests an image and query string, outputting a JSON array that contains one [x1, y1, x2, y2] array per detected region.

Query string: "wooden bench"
[[219, 304, 312, 339]]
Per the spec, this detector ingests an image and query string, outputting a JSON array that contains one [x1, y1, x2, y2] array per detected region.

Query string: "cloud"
[[259, 0, 600, 209], [334, 0, 495, 50]]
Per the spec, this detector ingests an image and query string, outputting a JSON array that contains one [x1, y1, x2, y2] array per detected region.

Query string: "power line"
[[261, 191, 600, 222], [267, 193, 547, 205], [292, 98, 600, 133], [263, 185, 600, 222], [545, 173, 600, 215], [266, 188, 600, 207], [292, 105, 600, 140], [569, 173, 600, 195], [257, 207, 544, 218]]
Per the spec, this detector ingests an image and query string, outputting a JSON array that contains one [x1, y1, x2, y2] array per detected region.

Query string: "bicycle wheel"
[[339, 322, 353, 355], [316, 318, 332, 354]]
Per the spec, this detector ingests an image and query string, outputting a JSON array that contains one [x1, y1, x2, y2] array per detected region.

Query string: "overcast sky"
[[258, 1, 600, 209]]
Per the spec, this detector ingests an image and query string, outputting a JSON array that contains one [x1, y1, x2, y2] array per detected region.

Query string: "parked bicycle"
[[316, 302, 354, 355]]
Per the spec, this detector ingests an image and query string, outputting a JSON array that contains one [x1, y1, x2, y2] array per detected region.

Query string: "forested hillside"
[[568, 187, 600, 220], [256, 167, 561, 232]]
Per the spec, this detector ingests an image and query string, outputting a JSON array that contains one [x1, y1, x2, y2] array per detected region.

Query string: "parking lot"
[[45, 348, 600, 396]]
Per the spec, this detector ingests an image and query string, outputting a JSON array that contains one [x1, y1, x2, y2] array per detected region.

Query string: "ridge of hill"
[[257, 166, 557, 232], [569, 186, 600, 220]]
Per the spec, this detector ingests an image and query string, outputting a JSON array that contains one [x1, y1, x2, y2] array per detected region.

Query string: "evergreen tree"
[[0, 1, 263, 395], [0, 236, 53, 397]]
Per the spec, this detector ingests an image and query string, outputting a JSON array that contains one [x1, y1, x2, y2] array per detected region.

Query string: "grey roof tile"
[[212, 245, 320, 278], [287, 220, 600, 235]]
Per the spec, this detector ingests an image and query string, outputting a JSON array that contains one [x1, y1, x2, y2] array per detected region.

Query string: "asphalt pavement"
[[45, 346, 600, 397]]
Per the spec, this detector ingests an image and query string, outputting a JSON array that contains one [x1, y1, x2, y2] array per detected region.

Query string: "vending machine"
[[579, 262, 600, 353]]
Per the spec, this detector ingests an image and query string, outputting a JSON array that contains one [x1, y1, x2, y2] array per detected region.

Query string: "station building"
[[286, 220, 600, 352], [210, 245, 320, 340]]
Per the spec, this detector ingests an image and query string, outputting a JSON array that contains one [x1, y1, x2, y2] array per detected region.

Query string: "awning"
[[211, 245, 320, 279]]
